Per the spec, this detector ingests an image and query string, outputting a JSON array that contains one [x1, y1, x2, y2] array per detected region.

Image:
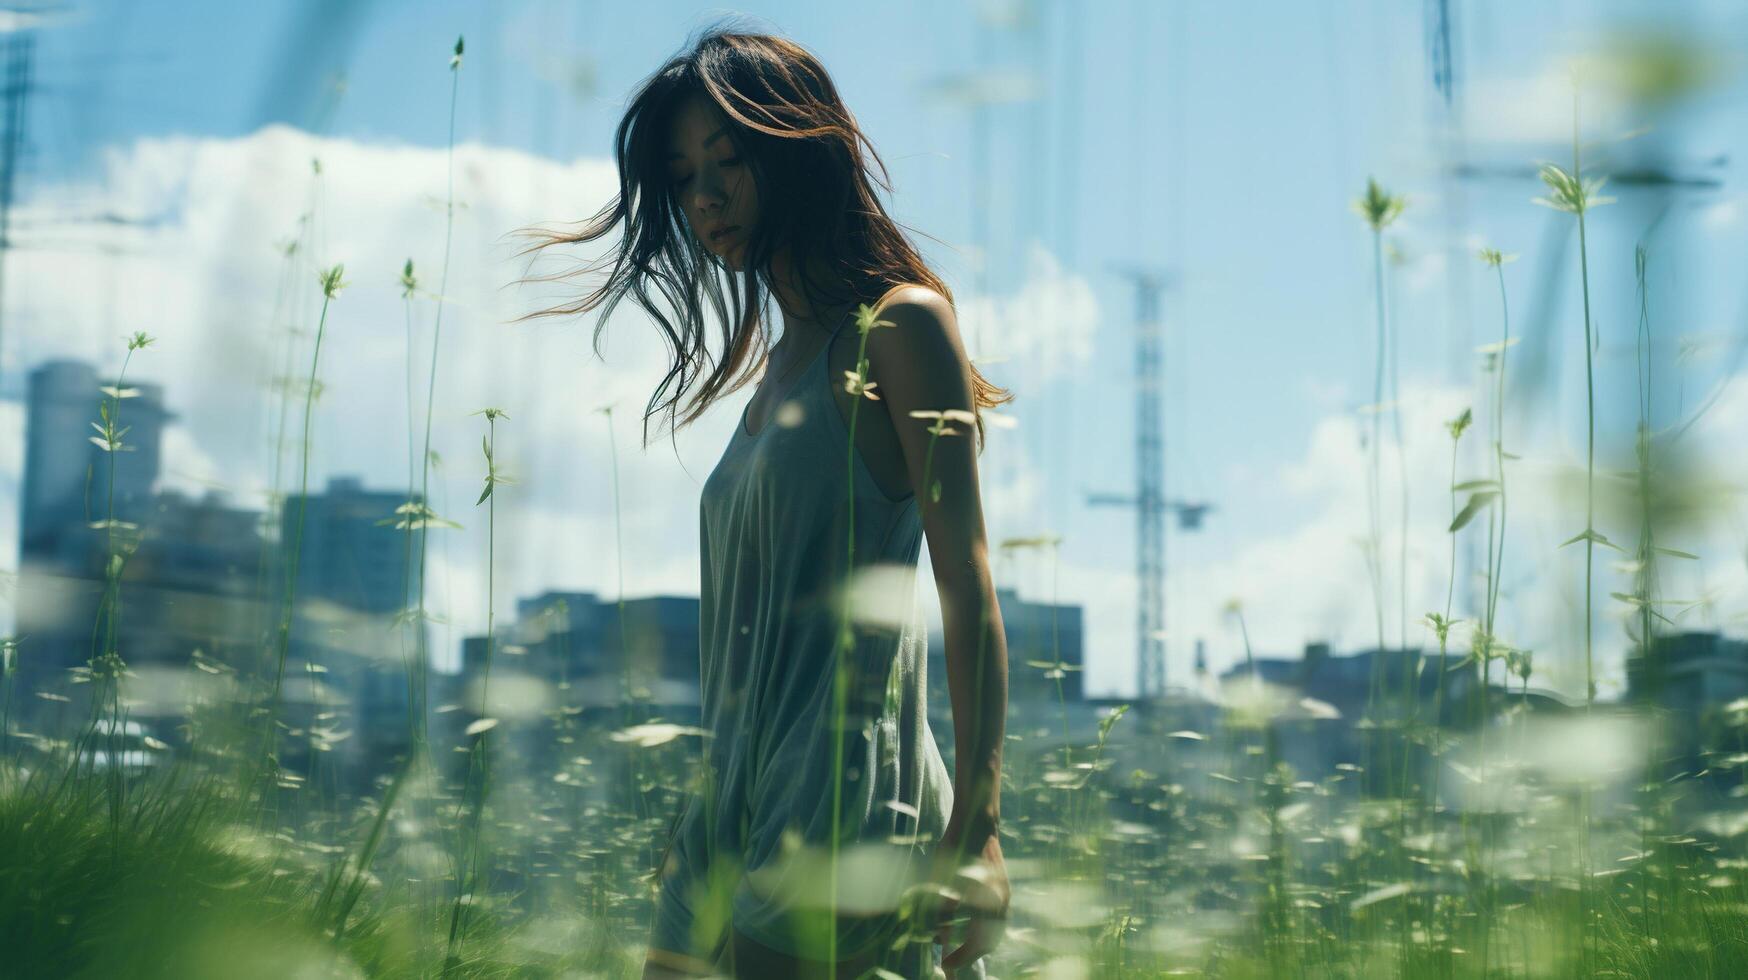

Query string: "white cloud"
[[1459, 62, 1631, 147], [1699, 197, 1741, 231], [953, 241, 1100, 383], [9, 126, 1091, 664], [8, 126, 715, 654]]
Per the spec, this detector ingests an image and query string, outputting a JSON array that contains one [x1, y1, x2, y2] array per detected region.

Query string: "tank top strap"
[[827, 312, 855, 343]]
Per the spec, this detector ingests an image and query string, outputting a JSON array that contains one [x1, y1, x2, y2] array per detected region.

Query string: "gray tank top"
[[651, 290, 981, 976]]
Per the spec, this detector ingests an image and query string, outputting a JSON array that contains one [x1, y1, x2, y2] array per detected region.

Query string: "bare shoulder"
[[874, 283, 956, 325], [866, 284, 966, 366]]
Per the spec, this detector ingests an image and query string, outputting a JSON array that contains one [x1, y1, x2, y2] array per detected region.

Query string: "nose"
[[690, 170, 727, 215]]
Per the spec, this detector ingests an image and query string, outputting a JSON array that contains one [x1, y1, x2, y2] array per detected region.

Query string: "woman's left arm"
[[862, 289, 1008, 854]]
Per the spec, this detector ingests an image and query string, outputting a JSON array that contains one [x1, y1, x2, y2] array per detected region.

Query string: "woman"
[[516, 24, 1011, 980]]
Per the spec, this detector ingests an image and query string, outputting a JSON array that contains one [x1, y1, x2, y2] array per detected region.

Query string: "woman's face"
[[667, 92, 758, 271]]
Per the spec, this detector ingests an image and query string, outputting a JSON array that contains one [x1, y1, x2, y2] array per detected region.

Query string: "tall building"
[[271, 475, 427, 791], [1628, 631, 1748, 710], [454, 589, 701, 716], [8, 358, 428, 798], [106, 486, 271, 706], [278, 475, 420, 623], [20, 360, 172, 564], [515, 589, 614, 679], [617, 594, 704, 690], [12, 359, 174, 719], [445, 590, 701, 790], [1628, 631, 1748, 773]]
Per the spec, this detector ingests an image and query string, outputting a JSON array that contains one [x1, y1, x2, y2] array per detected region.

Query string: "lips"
[[709, 225, 740, 242]]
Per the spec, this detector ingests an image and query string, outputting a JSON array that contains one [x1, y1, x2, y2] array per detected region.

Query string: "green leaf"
[[1653, 546, 1699, 560], [1451, 479, 1499, 493], [1448, 491, 1498, 533], [476, 482, 492, 506], [1559, 528, 1625, 552]]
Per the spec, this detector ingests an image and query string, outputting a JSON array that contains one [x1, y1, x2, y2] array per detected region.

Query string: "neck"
[[767, 244, 854, 347]]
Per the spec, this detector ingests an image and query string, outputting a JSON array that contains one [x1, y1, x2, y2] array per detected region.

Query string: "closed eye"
[[670, 157, 741, 188]]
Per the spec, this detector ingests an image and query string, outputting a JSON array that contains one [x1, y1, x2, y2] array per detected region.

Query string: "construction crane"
[[1084, 267, 1212, 702]]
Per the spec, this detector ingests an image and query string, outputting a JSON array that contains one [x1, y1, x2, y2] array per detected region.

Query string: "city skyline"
[[5, 356, 1094, 699]]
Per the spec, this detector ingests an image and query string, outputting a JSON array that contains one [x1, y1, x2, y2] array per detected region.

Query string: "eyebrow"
[[667, 127, 728, 161]]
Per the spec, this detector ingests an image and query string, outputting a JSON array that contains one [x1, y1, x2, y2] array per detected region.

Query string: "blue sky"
[[6, 0, 1747, 698]]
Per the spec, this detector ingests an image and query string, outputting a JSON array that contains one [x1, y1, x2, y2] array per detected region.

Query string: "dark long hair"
[[509, 21, 1013, 450]]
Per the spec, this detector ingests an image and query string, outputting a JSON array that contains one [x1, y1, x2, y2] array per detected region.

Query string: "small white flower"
[[842, 370, 880, 401]]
